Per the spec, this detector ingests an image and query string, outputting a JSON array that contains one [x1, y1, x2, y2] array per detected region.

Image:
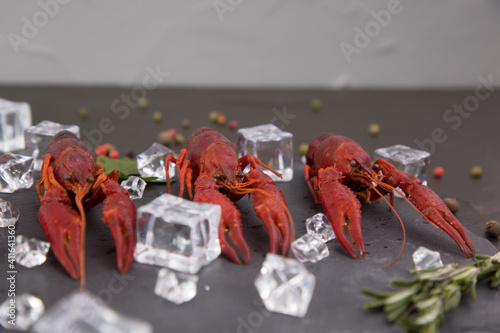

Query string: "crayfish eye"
[[86, 175, 94, 183], [237, 171, 245, 178], [213, 173, 221, 180], [350, 160, 357, 167], [64, 174, 71, 181], [372, 164, 380, 171]]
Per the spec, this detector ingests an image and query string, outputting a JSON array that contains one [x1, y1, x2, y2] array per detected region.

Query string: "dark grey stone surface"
[[0, 87, 498, 332]]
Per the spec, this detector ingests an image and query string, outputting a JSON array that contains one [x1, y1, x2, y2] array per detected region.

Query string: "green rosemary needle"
[[362, 252, 500, 333]]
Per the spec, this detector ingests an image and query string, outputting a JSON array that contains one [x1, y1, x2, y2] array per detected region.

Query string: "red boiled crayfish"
[[305, 133, 475, 262], [166, 127, 292, 264], [36, 131, 136, 286]]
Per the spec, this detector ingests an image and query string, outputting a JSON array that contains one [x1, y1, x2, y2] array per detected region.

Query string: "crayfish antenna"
[[74, 183, 92, 289], [369, 183, 406, 267]]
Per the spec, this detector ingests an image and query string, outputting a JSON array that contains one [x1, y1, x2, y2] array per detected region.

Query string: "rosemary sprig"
[[363, 252, 500, 333]]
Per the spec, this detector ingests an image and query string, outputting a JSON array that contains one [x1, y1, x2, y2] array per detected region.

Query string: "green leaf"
[[362, 288, 393, 299], [97, 156, 139, 179], [96, 156, 175, 183]]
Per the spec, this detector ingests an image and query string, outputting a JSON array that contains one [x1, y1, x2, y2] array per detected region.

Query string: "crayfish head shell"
[[55, 150, 97, 192]]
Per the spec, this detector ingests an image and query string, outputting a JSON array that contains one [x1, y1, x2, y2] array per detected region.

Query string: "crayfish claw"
[[194, 175, 251, 264], [101, 179, 137, 273], [38, 186, 83, 279], [220, 223, 251, 265], [317, 168, 365, 259], [243, 170, 292, 257]]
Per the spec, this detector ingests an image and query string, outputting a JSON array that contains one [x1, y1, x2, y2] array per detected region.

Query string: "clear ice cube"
[[136, 142, 176, 181], [23, 120, 80, 171], [254, 253, 316, 318], [291, 234, 329, 263], [154, 268, 198, 304], [15, 235, 51, 268], [412, 246, 443, 271], [134, 193, 221, 274], [121, 176, 147, 199], [0, 98, 32, 152], [305, 213, 335, 243], [237, 124, 293, 182], [0, 199, 20, 227], [0, 293, 45, 331], [31, 290, 152, 333], [0, 153, 34, 193], [374, 144, 430, 184]]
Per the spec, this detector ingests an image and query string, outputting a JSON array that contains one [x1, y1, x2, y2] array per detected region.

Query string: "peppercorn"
[[443, 198, 459, 214], [433, 166, 445, 178], [153, 111, 162, 123], [175, 133, 185, 145], [470, 166, 483, 178], [486, 220, 500, 238], [310, 99, 322, 111], [299, 143, 309, 155], [368, 123, 380, 136], [78, 107, 89, 119], [138, 97, 148, 110], [158, 131, 173, 146]]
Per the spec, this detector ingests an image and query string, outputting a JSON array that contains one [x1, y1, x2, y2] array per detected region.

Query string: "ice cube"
[[154, 268, 198, 304], [0, 293, 45, 331], [136, 142, 176, 181], [121, 176, 147, 199], [134, 193, 221, 274], [15, 235, 51, 268], [374, 144, 430, 184], [254, 253, 316, 318], [0, 199, 20, 227], [305, 213, 335, 243], [0, 98, 32, 152], [291, 234, 329, 263], [23, 120, 80, 171], [31, 290, 152, 333], [0, 153, 34, 193], [412, 246, 443, 271], [237, 124, 293, 182]]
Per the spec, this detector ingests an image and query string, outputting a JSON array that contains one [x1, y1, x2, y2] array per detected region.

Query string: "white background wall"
[[1, 0, 499, 88]]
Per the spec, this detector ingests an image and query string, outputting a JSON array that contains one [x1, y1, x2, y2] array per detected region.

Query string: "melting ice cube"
[[15, 235, 51, 268], [136, 142, 176, 181], [412, 246, 443, 271], [291, 234, 329, 263], [154, 268, 198, 304], [254, 253, 316, 318], [121, 176, 147, 199], [0, 153, 34, 193], [134, 193, 221, 274], [0, 293, 44, 331], [0, 98, 32, 152], [31, 290, 152, 333], [305, 213, 335, 243], [23, 120, 80, 171], [237, 124, 293, 182], [0, 199, 20, 227], [374, 144, 430, 184]]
